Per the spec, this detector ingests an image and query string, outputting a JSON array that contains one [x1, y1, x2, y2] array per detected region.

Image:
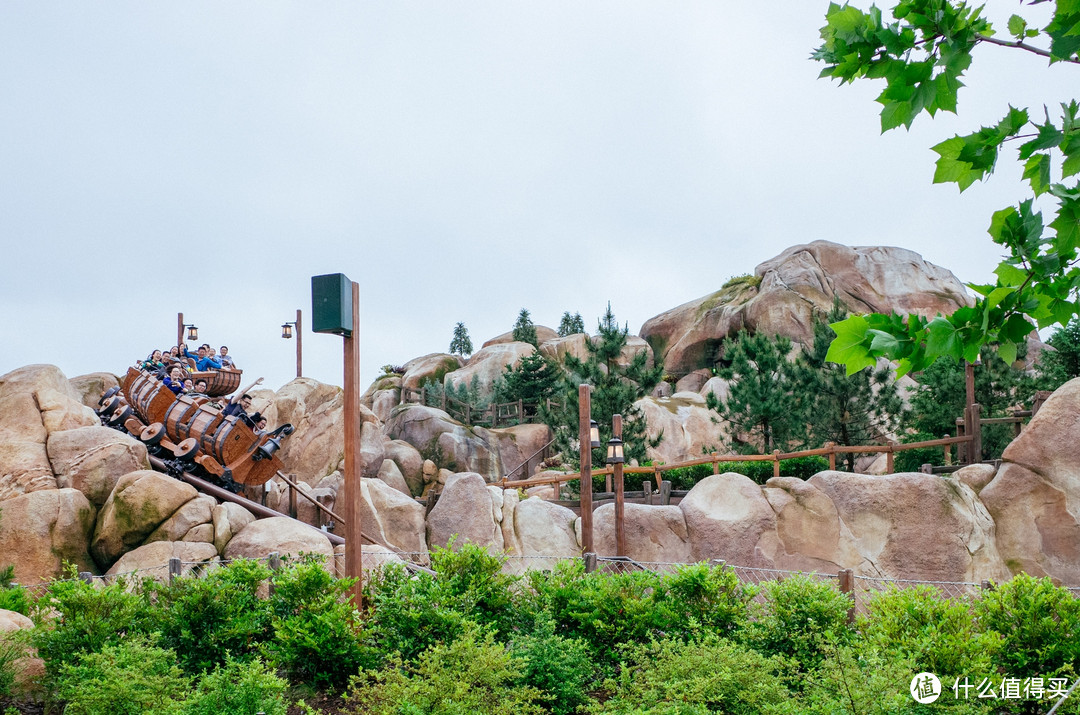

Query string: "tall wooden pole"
[[343, 282, 363, 607], [578, 385, 593, 554], [295, 309, 303, 378], [176, 312, 184, 349], [613, 413, 625, 557], [965, 361, 976, 464]]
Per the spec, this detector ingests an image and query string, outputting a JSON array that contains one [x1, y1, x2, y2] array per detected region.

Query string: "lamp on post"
[[280, 309, 303, 378], [311, 275, 361, 607], [176, 312, 198, 348], [607, 414, 626, 557]]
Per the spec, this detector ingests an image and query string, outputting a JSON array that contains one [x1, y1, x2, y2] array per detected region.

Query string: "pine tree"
[[558, 311, 585, 337], [1041, 317, 1080, 383], [709, 330, 803, 454], [792, 302, 907, 471], [543, 302, 663, 466], [512, 309, 538, 347], [495, 351, 561, 411], [449, 322, 472, 357]]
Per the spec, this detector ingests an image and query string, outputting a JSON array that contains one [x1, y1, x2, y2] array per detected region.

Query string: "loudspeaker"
[[311, 273, 353, 336]]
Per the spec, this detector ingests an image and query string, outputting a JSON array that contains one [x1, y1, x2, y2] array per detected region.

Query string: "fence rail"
[[399, 385, 561, 429]]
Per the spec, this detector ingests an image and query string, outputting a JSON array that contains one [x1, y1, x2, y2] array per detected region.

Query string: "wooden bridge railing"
[[399, 385, 561, 428]]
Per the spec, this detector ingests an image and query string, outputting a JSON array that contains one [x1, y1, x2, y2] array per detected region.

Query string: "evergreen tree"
[[558, 312, 585, 337], [707, 331, 803, 454], [543, 303, 663, 467], [495, 351, 561, 412], [791, 302, 907, 470], [512, 309, 538, 347], [1041, 317, 1080, 383], [449, 322, 473, 357]]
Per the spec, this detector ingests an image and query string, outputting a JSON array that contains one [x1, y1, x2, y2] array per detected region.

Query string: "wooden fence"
[[399, 385, 561, 428]]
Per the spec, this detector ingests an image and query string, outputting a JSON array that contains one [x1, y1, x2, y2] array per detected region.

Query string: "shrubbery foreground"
[[1, 546, 1078, 714]]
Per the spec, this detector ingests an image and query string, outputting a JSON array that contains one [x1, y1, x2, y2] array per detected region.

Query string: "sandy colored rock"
[[675, 369, 712, 394], [385, 439, 425, 495], [91, 470, 198, 569], [145, 495, 216, 543], [212, 501, 256, 553], [223, 516, 333, 562], [592, 503, 692, 563], [638, 393, 727, 465], [361, 374, 400, 411], [512, 497, 579, 560], [809, 470, 1008, 582], [400, 353, 465, 391], [680, 473, 778, 566], [640, 241, 973, 375], [614, 335, 655, 370], [48, 426, 150, 506], [0, 609, 33, 632], [106, 541, 219, 581], [0, 488, 97, 584], [539, 334, 590, 364], [360, 477, 427, 558], [377, 459, 411, 495], [371, 389, 399, 422], [261, 378, 351, 486], [182, 523, 215, 544], [980, 378, 1080, 582], [762, 476, 867, 573], [426, 472, 503, 551], [385, 405, 503, 480], [700, 377, 731, 405], [69, 372, 120, 410], [490, 423, 553, 479], [446, 342, 535, 397], [360, 421, 385, 479], [296, 487, 336, 529], [483, 326, 558, 349], [953, 463, 997, 494]]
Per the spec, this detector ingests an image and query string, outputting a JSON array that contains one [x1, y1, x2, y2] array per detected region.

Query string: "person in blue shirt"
[[185, 344, 222, 371], [162, 365, 186, 395]]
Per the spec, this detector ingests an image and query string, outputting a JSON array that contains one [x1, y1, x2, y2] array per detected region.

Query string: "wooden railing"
[[399, 385, 561, 428]]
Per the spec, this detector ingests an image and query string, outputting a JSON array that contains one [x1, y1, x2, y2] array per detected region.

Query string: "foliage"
[[976, 572, 1080, 680], [721, 273, 763, 291], [494, 350, 561, 412], [510, 617, 596, 715], [586, 634, 792, 715], [53, 637, 189, 715], [345, 628, 545, 715], [1042, 316, 1080, 382], [421, 373, 491, 420], [512, 308, 539, 347], [173, 655, 288, 715], [860, 585, 1000, 679], [661, 456, 831, 488], [0, 631, 28, 700], [264, 558, 373, 689], [154, 558, 273, 674], [558, 311, 585, 336], [448, 321, 472, 357], [31, 570, 157, 679], [813, 0, 1080, 376], [744, 575, 853, 671], [793, 302, 907, 470], [0, 572, 30, 617], [544, 302, 664, 465], [711, 330, 804, 453]]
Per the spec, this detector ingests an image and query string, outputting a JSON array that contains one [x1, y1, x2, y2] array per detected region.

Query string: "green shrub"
[[0, 631, 29, 699], [977, 573, 1080, 680], [745, 575, 853, 671], [346, 627, 545, 715], [586, 634, 792, 715], [154, 558, 273, 673], [664, 456, 830, 489], [53, 637, 189, 715], [32, 572, 157, 679], [174, 655, 288, 715], [265, 558, 373, 688], [860, 585, 1000, 678], [510, 617, 596, 715], [0, 587, 31, 618]]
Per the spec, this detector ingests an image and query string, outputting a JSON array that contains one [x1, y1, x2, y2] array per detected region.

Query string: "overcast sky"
[[3, 2, 1074, 392]]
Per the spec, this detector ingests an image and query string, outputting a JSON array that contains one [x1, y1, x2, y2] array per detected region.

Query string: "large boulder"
[[489, 423, 553, 479], [636, 393, 727, 465], [105, 541, 219, 580], [680, 473, 778, 566], [445, 342, 535, 396], [614, 335, 654, 370], [483, 326, 559, 349], [0, 488, 97, 583], [0, 365, 99, 500], [212, 502, 256, 554], [980, 378, 1080, 583], [223, 517, 334, 562], [384, 440, 425, 495], [359, 477, 428, 558], [377, 459, 411, 495], [426, 472, 503, 551], [809, 470, 1008, 582], [640, 241, 973, 376], [539, 334, 590, 364], [511, 497, 580, 560], [384, 405, 503, 481], [761, 476, 868, 573], [68, 372, 120, 410], [400, 353, 465, 391], [591, 503, 692, 563], [91, 470, 198, 569], [145, 495, 216, 543], [47, 426, 150, 507], [359, 421, 385, 479]]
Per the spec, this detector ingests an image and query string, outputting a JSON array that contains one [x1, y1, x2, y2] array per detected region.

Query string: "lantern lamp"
[[605, 437, 624, 464], [281, 322, 294, 339], [589, 419, 601, 449]]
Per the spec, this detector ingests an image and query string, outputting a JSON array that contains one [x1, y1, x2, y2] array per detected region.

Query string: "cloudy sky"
[[3, 2, 1073, 392]]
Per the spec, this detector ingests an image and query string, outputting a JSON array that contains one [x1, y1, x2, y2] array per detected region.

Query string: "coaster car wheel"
[[140, 423, 165, 446], [98, 396, 120, 418], [173, 438, 200, 461], [107, 405, 132, 427], [98, 386, 121, 406]]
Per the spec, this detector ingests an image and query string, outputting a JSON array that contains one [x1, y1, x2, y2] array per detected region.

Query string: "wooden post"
[[295, 309, 303, 378], [921, 463, 933, 474], [965, 361, 976, 462], [956, 417, 967, 464], [343, 280, 363, 608], [578, 385, 594, 554], [971, 403, 982, 464], [583, 552, 597, 573], [425, 487, 440, 518], [659, 479, 672, 506], [613, 414, 625, 557], [1013, 417, 1022, 439], [288, 482, 297, 519], [79, 572, 93, 584], [943, 434, 952, 466], [268, 552, 281, 594], [654, 464, 662, 490], [772, 449, 781, 478], [168, 557, 182, 585], [712, 452, 720, 475], [826, 442, 836, 471], [885, 442, 894, 475], [176, 312, 184, 350], [838, 568, 856, 624], [642, 480, 653, 506]]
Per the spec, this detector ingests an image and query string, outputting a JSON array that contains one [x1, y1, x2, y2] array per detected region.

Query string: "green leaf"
[[1008, 14, 1027, 39], [1023, 153, 1052, 196], [925, 317, 962, 359], [985, 286, 1014, 310], [994, 262, 1028, 287], [997, 341, 1018, 366], [825, 315, 878, 375], [867, 329, 901, 353]]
